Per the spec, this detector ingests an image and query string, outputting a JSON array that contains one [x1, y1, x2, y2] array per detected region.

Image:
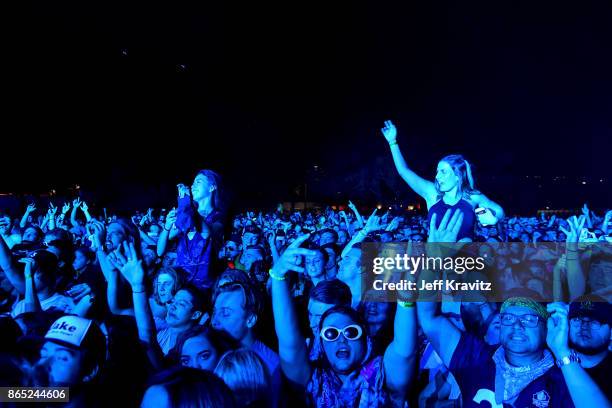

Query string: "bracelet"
[[132, 285, 146, 293], [164, 225, 172, 231], [389, 140, 398, 147], [268, 269, 286, 281], [398, 301, 415, 308]]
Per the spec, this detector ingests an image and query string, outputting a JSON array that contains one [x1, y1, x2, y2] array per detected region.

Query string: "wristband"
[[164, 225, 172, 231], [132, 284, 146, 293], [398, 301, 415, 308], [389, 140, 398, 147], [268, 269, 286, 281]]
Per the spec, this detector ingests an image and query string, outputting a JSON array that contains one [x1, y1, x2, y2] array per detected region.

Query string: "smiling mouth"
[[509, 334, 527, 341]]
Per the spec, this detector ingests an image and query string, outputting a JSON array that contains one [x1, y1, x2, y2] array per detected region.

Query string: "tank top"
[[427, 198, 475, 241]]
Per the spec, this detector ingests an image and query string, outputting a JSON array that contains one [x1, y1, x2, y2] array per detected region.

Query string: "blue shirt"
[[450, 334, 574, 408]]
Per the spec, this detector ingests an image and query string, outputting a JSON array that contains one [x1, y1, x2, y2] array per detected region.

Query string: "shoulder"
[[253, 340, 280, 362], [449, 333, 494, 370]]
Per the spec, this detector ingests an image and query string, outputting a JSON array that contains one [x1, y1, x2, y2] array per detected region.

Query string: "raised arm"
[[416, 209, 464, 367], [560, 216, 586, 300], [383, 297, 417, 394], [547, 303, 611, 408], [340, 209, 380, 259], [347, 200, 364, 229], [20, 204, 36, 229], [0, 229, 25, 294], [156, 208, 178, 257], [270, 234, 316, 386], [381, 120, 436, 202], [21, 258, 42, 314], [70, 198, 81, 228], [110, 241, 163, 370]]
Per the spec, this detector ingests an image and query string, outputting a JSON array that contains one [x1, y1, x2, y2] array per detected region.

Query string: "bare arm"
[[381, 120, 437, 202], [547, 303, 611, 408], [20, 204, 36, 229], [22, 259, 42, 313], [383, 302, 417, 394], [156, 208, 178, 257], [0, 233, 25, 294], [270, 234, 315, 386]]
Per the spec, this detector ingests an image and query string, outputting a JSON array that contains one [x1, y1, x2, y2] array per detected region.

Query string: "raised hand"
[[428, 209, 464, 243], [108, 241, 145, 289], [364, 209, 381, 233], [87, 219, 107, 250], [381, 120, 398, 143], [164, 207, 177, 231], [270, 234, 317, 278], [26, 203, 36, 213], [546, 302, 570, 359], [177, 184, 190, 199], [61, 202, 71, 215], [47, 203, 58, 217], [73, 198, 82, 208], [386, 216, 402, 232], [559, 215, 585, 243], [581, 203, 590, 218], [80, 201, 89, 212], [348, 200, 357, 212], [18, 257, 37, 279]]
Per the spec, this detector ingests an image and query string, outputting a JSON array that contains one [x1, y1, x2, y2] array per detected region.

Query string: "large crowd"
[[0, 122, 610, 407]]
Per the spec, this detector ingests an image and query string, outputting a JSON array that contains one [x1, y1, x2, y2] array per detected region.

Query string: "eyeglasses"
[[500, 313, 541, 328], [320, 324, 363, 342], [570, 317, 602, 329]]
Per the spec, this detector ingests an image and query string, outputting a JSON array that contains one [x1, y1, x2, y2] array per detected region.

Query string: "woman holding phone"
[[381, 120, 504, 241]]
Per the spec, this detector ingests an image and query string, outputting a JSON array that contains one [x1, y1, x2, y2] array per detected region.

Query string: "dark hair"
[[177, 284, 207, 314], [435, 154, 480, 199], [242, 225, 262, 238], [108, 217, 142, 254], [146, 367, 237, 408], [317, 305, 369, 368], [319, 228, 338, 242], [310, 280, 352, 306], [74, 247, 95, 263], [170, 325, 238, 363], [196, 169, 224, 212]]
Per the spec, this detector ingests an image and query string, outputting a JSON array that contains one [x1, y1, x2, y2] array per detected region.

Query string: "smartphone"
[[475, 208, 487, 215]]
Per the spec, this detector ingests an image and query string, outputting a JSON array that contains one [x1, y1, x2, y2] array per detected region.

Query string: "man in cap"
[[37, 315, 107, 406], [419, 296, 574, 407], [547, 296, 611, 406]]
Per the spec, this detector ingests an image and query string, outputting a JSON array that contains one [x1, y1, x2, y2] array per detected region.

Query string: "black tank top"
[[427, 198, 475, 241]]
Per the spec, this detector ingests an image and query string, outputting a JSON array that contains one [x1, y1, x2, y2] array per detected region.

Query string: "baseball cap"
[[569, 295, 611, 326], [45, 316, 106, 365]]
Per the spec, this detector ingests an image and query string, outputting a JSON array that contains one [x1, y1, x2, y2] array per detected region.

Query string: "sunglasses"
[[319, 324, 363, 342]]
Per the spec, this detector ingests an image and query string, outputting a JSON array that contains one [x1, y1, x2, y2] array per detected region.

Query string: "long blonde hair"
[[214, 349, 271, 407]]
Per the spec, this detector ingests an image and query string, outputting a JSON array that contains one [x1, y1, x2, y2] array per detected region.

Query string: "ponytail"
[[464, 160, 475, 190]]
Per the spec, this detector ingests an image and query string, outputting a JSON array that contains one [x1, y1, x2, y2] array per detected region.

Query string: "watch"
[[556, 350, 581, 368]]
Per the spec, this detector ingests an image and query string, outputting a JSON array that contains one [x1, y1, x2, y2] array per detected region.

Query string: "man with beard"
[[547, 296, 611, 406]]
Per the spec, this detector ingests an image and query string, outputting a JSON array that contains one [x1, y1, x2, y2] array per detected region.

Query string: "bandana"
[[501, 297, 549, 321], [492, 347, 554, 404]]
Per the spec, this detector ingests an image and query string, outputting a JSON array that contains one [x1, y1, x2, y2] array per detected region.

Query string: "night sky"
[[3, 1, 611, 213]]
